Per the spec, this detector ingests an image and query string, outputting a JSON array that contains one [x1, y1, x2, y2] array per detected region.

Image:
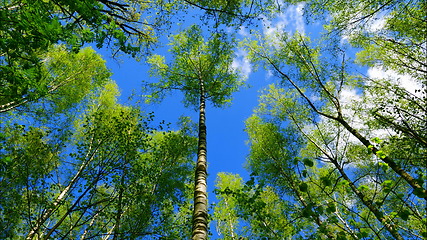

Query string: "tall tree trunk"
[[113, 173, 125, 240], [192, 78, 208, 240]]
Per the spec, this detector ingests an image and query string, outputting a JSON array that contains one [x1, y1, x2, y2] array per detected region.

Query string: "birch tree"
[[1, 77, 197, 239], [235, 0, 426, 235], [147, 24, 244, 239]]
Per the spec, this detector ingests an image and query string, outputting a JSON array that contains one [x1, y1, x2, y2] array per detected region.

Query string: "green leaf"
[[382, 180, 393, 187], [299, 182, 308, 192], [321, 177, 332, 187], [358, 185, 369, 191], [337, 231, 347, 240], [398, 210, 410, 221], [413, 188, 427, 198], [302, 169, 308, 178], [338, 180, 349, 187], [389, 211, 398, 218], [328, 215, 338, 224], [378, 162, 389, 171], [302, 158, 314, 167], [376, 150, 387, 159], [2, 156, 12, 163], [302, 206, 313, 217], [374, 200, 383, 207], [326, 203, 336, 214], [359, 229, 370, 238], [371, 137, 382, 144]]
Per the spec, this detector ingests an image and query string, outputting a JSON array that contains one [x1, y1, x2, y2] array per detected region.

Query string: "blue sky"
[[100, 1, 311, 189], [101, 51, 266, 239], [103, 50, 268, 194], [94, 2, 423, 238], [95, 3, 310, 237]]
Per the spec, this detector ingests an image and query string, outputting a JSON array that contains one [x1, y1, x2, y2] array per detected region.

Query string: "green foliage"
[[0, 44, 110, 113], [147, 24, 244, 109], [239, 2, 426, 235], [0, 0, 177, 112], [214, 173, 295, 239], [245, 113, 303, 191], [1, 80, 197, 238], [192, 0, 245, 24], [299, 182, 308, 192], [0, 124, 59, 237], [303, 0, 426, 81], [213, 173, 243, 239], [2, 0, 426, 238], [0, 0, 165, 56], [187, 0, 273, 27]]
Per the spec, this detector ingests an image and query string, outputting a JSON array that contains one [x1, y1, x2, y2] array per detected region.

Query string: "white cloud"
[[369, 17, 387, 32], [261, 14, 287, 37], [265, 69, 273, 80], [339, 83, 399, 141], [262, 2, 306, 37], [238, 26, 250, 37], [232, 48, 252, 79], [367, 67, 422, 96], [328, 66, 419, 144], [340, 10, 389, 43], [339, 86, 362, 106], [293, 3, 306, 33]]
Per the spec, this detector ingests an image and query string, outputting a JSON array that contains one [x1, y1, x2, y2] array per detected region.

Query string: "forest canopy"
[[1, 0, 425, 239]]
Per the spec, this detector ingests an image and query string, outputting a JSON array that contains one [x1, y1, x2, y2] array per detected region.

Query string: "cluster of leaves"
[[146, 24, 244, 109], [0, 0, 256, 238], [211, 0, 426, 239], [2, 0, 426, 238], [0, 79, 198, 239], [1, 0, 167, 110], [214, 173, 295, 239]]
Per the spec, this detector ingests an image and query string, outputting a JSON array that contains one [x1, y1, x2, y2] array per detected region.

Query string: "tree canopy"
[[1, 0, 425, 239]]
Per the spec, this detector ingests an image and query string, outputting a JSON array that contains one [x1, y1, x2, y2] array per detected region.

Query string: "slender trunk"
[[224, 199, 236, 239], [192, 78, 208, 240], [292, 116, 404, 239], [336, 116, 427, 200], [332, 158, 404, 240], [43, 173, 105, 239], [265, 53, 427, 200], [113, 174, 125, 240], [26, 140, 100, 240]]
